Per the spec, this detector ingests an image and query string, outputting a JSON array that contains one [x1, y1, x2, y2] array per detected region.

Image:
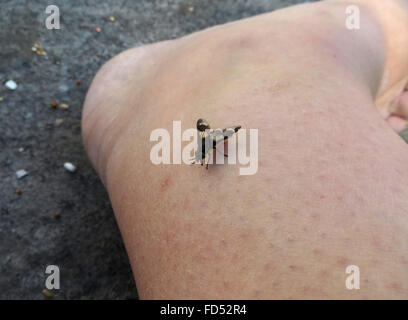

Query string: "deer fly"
[[191, 118, 241, 169]]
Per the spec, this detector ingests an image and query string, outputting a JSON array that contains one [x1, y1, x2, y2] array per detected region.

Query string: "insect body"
[[192, 118, 241, 169]]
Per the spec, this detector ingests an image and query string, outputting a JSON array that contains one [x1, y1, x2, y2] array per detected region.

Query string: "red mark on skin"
[[252, 290, 261, 298], [271, 212, 280, 219], [199, 200, 209, 209], [388, 282, 403, 293], [232, 252, 240, 263], [287, 236, 296, 243], [264, 262, 274, 271], [336, 257, 349, 266], [160, 176, 171, 192], [183, 197, 190, 210], [320, 269, 329, 277], [312, 249, 321, 255], [240, 232, 250, 240], [223, 281, 230, 290]]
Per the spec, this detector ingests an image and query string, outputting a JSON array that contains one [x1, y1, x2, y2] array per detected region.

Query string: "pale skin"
[[82, 0, 408, 299]]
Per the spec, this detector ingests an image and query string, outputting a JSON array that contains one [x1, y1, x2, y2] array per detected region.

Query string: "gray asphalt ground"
[[2, 0, 374, 299]]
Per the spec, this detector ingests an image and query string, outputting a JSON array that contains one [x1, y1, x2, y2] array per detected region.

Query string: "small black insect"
[[191, 118, 241, 169]]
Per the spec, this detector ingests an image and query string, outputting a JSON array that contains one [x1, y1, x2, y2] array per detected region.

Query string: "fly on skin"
[[191, 118, 241, 169]]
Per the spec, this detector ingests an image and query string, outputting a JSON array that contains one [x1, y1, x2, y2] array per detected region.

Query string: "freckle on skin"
[[355, 195, 365, 204]]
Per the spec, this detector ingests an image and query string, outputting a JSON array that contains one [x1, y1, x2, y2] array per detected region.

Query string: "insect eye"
[[197, 118, 210, 132]]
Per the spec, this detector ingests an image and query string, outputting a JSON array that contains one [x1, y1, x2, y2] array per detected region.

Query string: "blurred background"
[[0, 0, 346, 299]]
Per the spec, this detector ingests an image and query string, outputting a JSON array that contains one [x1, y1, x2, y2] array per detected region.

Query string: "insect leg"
[[215, 149, 228, 157]]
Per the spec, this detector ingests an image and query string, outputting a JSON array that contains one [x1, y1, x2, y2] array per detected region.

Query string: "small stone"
[[0, 97, 3, 102], [32, 42, 46, 55], [59, 103, 69, 110], [76, 80, 81, 85], [64, 162, 76, 173], [188, 6, 195, 13], [42, 289, 53, 298], [54, 211, 61, 219], [5, 80, 18, 90], [50, 101, 58, 108], [94, 26, 101, 32], [109, 16, 115, 22], [16, 189, 22, 195], [36, 48, 46, 56], [16, 169, 28, 179], [18, 147, 24, 152], [55, 118, 63, 126]]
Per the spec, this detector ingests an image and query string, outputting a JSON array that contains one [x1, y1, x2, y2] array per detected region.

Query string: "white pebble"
[[5, 80, 18, 90], [64, 162, 76, 172], [16, 169, 28, 179]]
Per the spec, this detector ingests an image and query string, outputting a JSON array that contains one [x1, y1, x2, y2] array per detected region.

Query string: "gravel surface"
[[0, 0, 319, 299]]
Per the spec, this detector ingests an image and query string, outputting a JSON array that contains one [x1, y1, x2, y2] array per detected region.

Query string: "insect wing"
[[212, 126, 241, 145]]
